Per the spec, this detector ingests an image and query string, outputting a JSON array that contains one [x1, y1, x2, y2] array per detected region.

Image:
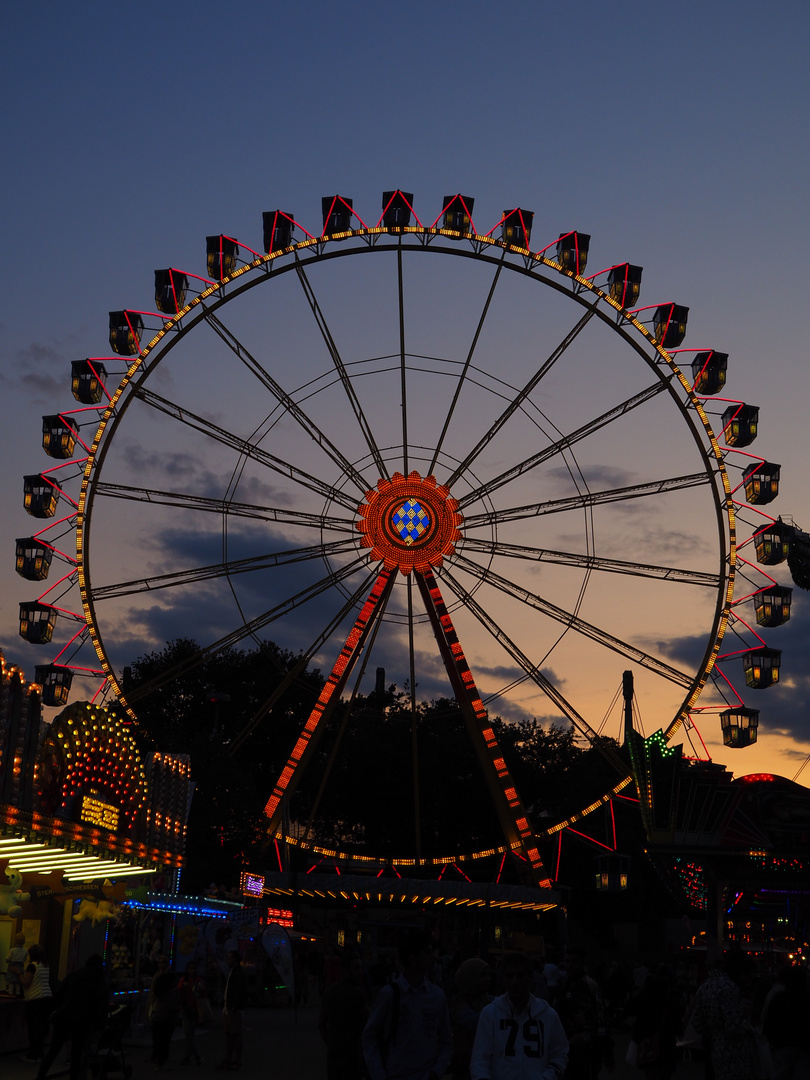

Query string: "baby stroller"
[[89, 1004, 133, 1080]]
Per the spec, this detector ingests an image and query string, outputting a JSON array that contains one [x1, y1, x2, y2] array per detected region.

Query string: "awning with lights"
[[0, 819, 167, 880], [259, 870, 559, 911]]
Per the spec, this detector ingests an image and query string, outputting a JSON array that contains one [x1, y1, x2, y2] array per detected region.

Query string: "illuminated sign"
[[240, 871, 265, 897], [261, 907, 294, 928], [79, 794, 120, 832]]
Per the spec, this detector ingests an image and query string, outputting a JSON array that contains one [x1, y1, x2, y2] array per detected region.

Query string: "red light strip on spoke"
[[35, 569, 78, 603], [32, 514, 78, 539], [51, 627, 86, 663], [686, 716, 712, 759], [733, 556, 778, 602], [264, 568, 393, 827], [416, 567, 552, 888]]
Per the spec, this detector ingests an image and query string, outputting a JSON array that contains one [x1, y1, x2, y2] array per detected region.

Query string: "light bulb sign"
[[79, 792, 120, 831]]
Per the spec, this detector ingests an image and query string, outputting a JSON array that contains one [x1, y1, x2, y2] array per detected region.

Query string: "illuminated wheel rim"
[[58, 220, 736, 862]]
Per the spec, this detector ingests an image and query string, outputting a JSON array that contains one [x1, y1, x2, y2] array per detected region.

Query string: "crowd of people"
[[5, 931, 810, 1080], [316, 933, 810, 1080]]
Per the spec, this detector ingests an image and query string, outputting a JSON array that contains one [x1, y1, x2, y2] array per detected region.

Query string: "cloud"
[[545, 463, 637, 491], [118, 441, 295, 506], [3, 341, 68, 402]]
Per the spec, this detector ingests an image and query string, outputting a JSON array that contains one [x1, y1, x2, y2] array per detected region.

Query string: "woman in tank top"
[[20, 943, 53, 1061]]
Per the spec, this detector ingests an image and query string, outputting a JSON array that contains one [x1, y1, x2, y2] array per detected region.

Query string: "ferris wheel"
[[17, 191, 792, 886]]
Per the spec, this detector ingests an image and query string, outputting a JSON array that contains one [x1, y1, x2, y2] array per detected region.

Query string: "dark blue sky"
[[3, 1, 809, 779]]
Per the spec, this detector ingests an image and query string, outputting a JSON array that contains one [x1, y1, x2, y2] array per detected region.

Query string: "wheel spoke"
[[406, 572, 420, 860], [458, 536, 722, 588], [415, 568, 552, 887], [94, 483, 355, 531], [458, 379, 670, 509], [132, 386, 359, 511], [462, 472, 712, 529], [203, 310, 373, 494], [123, 553, 372, 707], [91, 538, 359, 600], [398, 241, 409, 473], [428, 251, 506, 476], [437, 564, 627, 772], [264, 568, 396, 833], [227, 564, 386, 755], [295, 255, 389, 479], [449, 554, 693, 688], [301, 579, 393, 843], [444, 302, 598, 488]]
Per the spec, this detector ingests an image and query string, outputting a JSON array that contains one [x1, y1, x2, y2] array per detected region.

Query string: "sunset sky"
[[2, 1, 810, 792]]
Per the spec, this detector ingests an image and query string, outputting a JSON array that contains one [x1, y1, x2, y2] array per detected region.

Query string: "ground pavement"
[[1, 1001, 707, 1080]]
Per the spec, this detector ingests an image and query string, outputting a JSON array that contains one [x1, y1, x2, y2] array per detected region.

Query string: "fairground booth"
[[0, 651, 194, 1045]]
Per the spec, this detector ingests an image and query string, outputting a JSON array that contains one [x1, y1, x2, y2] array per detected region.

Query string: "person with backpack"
[[362, 929, 453, 1080]]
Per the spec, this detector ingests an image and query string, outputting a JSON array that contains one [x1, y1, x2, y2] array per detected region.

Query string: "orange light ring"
[[356, 471, 462, 575]]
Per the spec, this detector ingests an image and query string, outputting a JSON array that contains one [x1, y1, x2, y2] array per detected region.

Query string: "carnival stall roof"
[[257, 869, 559, 912], [1, 650, 193, 882]]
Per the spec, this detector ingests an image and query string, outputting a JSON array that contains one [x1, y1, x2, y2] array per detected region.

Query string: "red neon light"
[[39, 459, 88, 476], [218, 234, 262, 261], [710, 667, 746, 707], [732, 557, 778, 603], [555, 832, 562, 880], [483, 208, 529, 241], [32, 516, 78, 543], [32, 604, 82, 623], [82, 360, 113, 404], [375, 191, 423, 229], [320, 196, 367, 237], [496, 850, 507, 884], [692, 721, 711, 760], [534, 230, 583, 267], [717, 612, 767, 657], [35, 569, 78, 603], [50, 627, 86, 663], [610, 800, 617, 850], [565, 827, 614, 852], [429, 194, 476, 233]]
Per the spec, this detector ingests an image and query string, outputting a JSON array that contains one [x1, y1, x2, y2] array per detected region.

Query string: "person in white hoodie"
[[470, 952, 568, 1080]]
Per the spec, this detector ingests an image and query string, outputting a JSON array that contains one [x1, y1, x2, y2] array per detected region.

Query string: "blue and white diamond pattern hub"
[[392, 499, 431, 546]]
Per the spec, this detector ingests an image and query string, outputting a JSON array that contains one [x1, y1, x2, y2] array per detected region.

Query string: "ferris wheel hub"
[[356, 470, 464, 575]]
